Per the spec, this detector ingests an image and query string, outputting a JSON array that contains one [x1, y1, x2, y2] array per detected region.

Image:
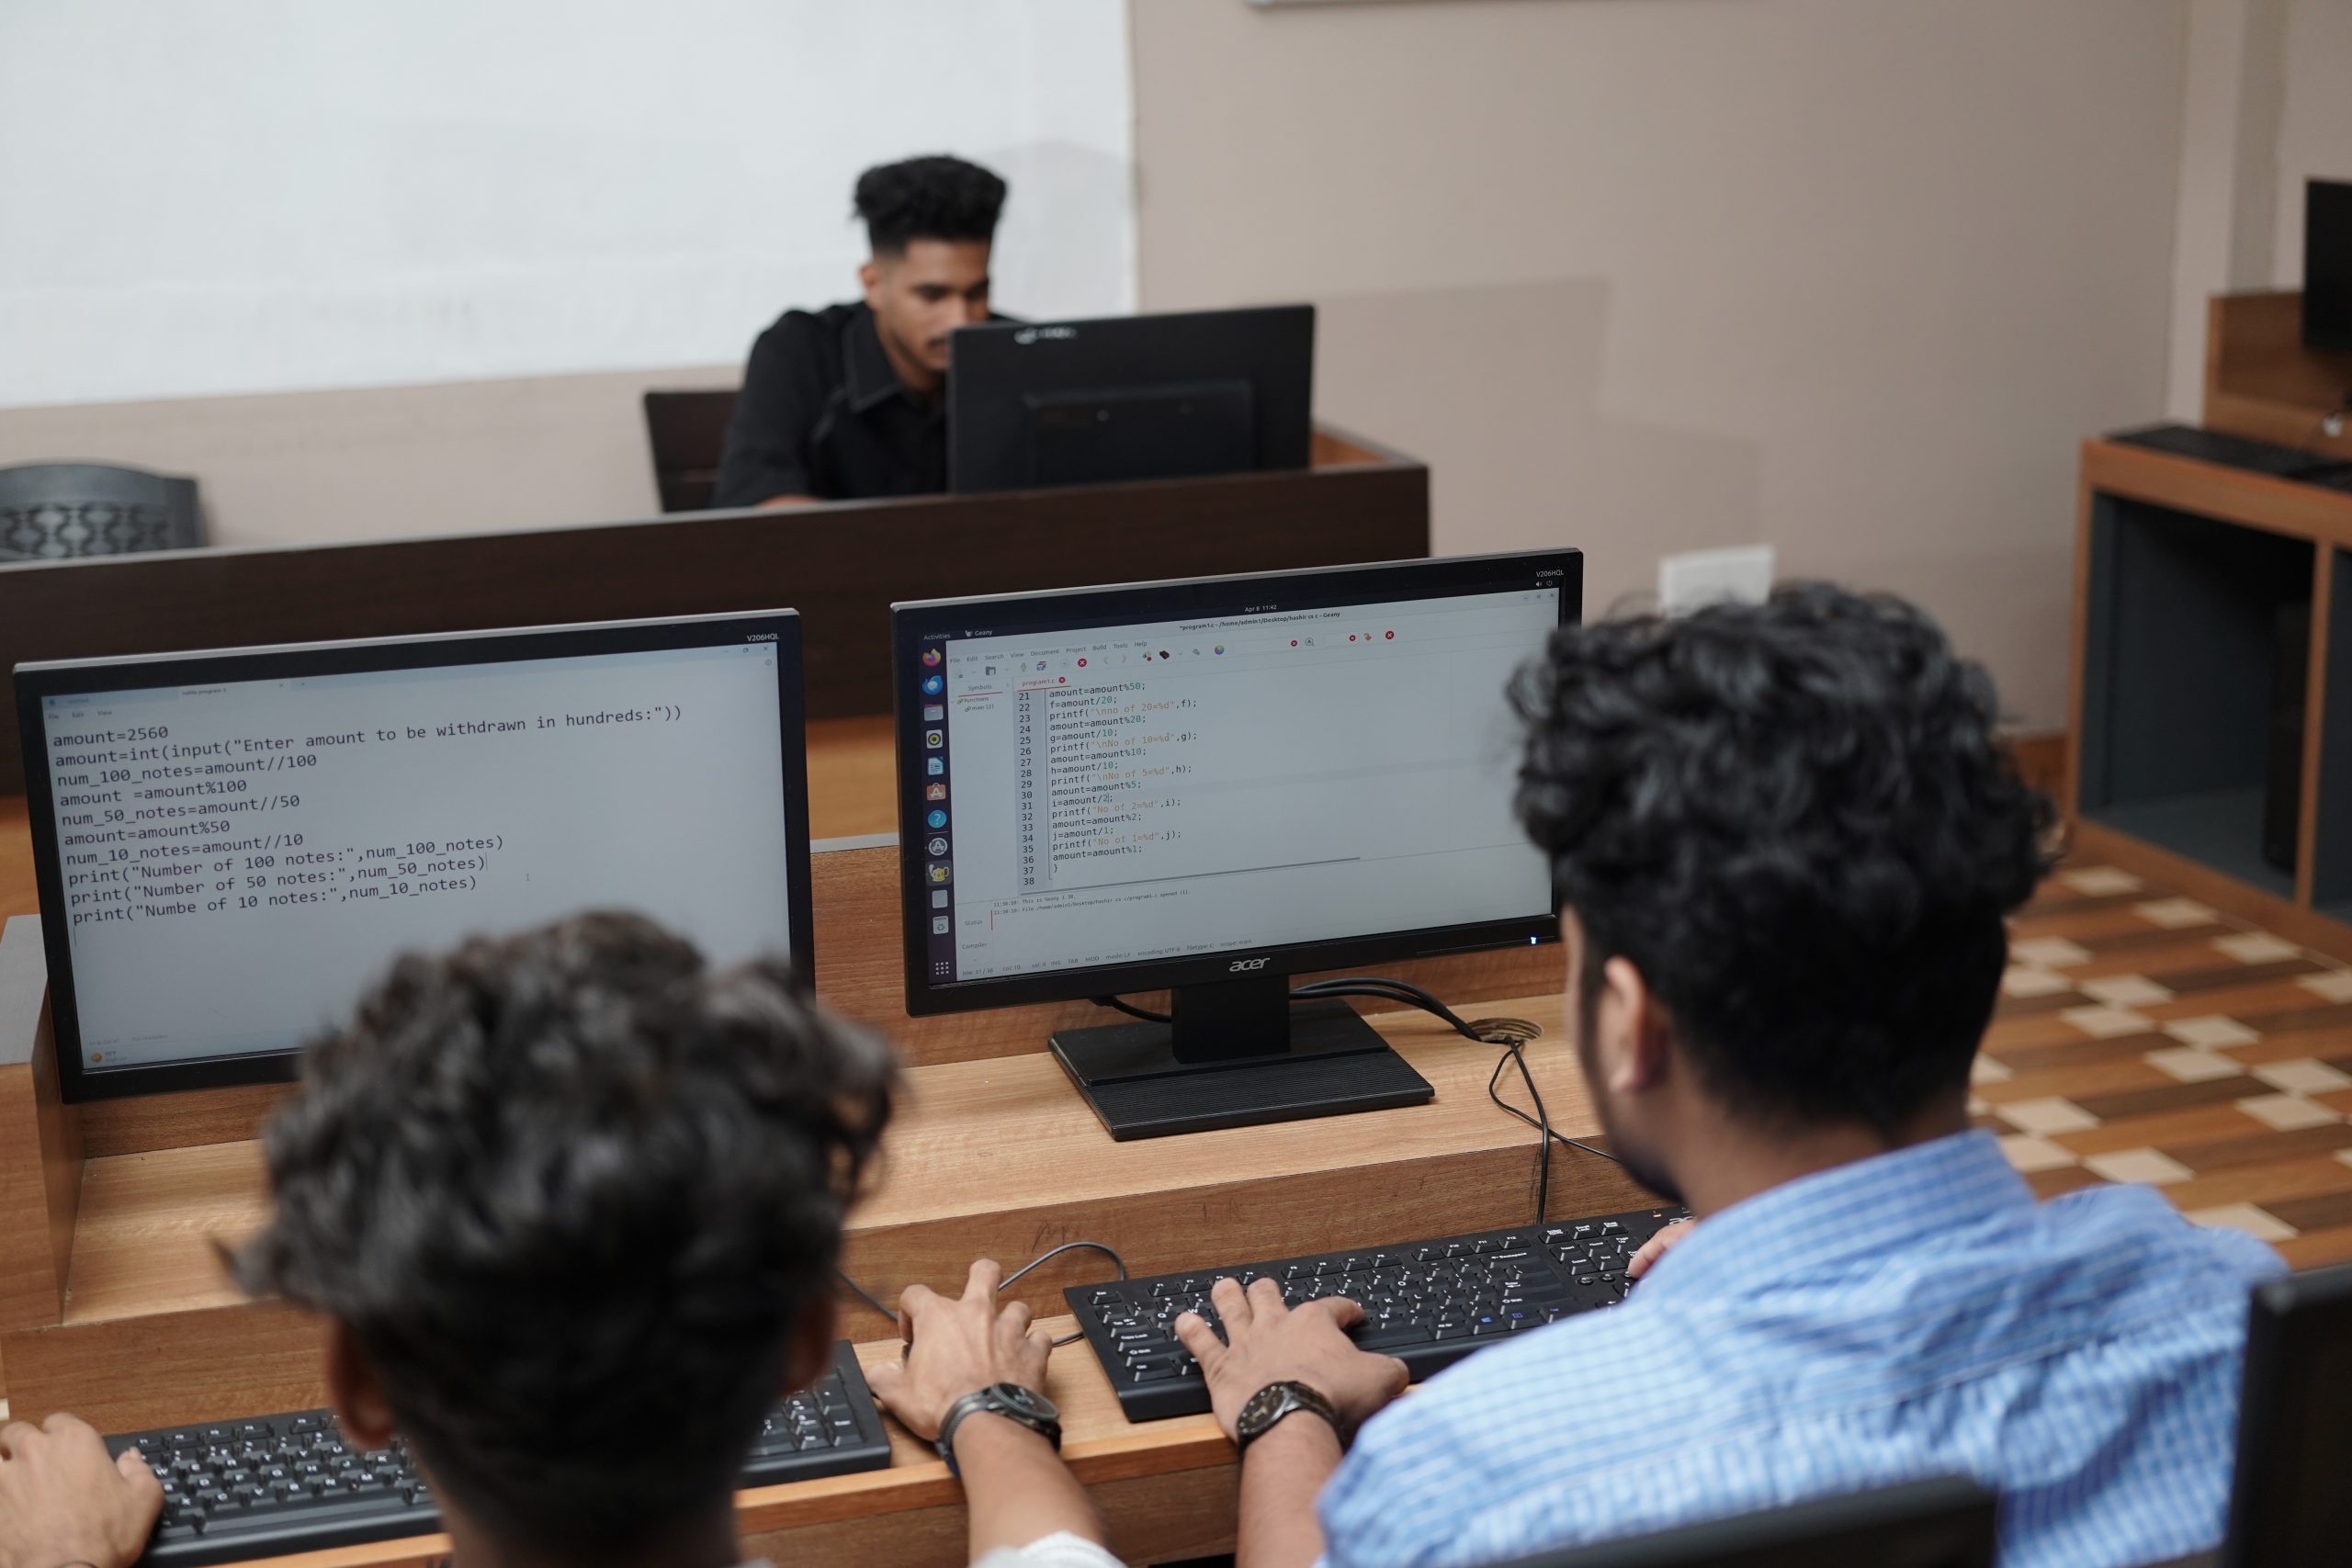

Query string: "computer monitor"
[[2304, 179, 2352, 352], [2220, 1263, 2352, 1566], [15, 612, 813, 1101], [892, 551, 1577, 1139], [1487, 1477, 1998, 1568], [946, 305, 1314, 493]]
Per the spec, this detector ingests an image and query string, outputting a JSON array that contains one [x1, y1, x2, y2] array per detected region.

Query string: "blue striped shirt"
[[1317, 1130, 2283, 1568]]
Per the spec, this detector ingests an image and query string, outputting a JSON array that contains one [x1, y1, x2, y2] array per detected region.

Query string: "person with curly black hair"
[[714, 154, 1010, 508], [5, 913, 1123, 1568], [1180, 586, 2287, 1568]]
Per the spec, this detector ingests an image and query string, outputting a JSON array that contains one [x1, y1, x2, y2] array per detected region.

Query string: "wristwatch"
[[1235, 1380, 1344, 1455], [935, 1382, 1063, 1477]]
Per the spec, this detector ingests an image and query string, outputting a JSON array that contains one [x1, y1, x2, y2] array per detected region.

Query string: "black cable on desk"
[[1090, 975, 1617, 1225], [837, 1239, 1128, 1348]]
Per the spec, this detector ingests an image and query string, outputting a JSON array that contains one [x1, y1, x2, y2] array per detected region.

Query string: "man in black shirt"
[[713, 155, 1007, 508]]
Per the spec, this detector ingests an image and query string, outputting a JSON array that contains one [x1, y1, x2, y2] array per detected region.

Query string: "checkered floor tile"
[[1990, 863, 2352, 1266]]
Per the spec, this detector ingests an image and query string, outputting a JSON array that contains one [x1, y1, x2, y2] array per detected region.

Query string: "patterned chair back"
[[0, 462, 204, 561]]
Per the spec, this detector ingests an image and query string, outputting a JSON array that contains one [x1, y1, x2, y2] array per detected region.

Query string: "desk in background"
[[0, 425, 1426, 795], [2069, 292, 2352, 963]]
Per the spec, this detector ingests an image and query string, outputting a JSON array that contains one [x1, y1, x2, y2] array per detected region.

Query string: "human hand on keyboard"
[[0, 1413, 164, 1568], [1173, 1278, 1409, 1444], [868, 1258, 1056, 1442], [1626, 1218, 1695, 1281]]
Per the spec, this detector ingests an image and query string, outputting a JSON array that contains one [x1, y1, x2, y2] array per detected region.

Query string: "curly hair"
[[233, 912, 895, 1552], [854, 154, 1006, 254], [1511, 583, 2055, 1134]]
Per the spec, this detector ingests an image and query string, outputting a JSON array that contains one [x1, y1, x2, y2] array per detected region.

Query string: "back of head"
[[234, 913, 895, 1555], [854, 153, 1007, 254], [1512, 583, 2054, 1134]]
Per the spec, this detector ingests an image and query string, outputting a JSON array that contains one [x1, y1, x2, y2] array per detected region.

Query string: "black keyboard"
[[1066, 1202, 1688, 1421], [106, 1340, 893, 1567], [2108, 422, 2352, 481]]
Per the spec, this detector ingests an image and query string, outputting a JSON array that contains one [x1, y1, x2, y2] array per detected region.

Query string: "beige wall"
[[0, 363, 734, 548], [2271, 0, 2352, 287], [1129, 0, 2192, 728], [2165, 0, 2287, 418], [8, 0, 2208, 734]]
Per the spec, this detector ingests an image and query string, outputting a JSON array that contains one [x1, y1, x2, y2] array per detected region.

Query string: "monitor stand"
[[1048, 972, 1435, 1141]]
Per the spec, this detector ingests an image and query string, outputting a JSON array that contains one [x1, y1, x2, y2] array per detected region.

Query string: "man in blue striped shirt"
[[1175, 585, 2283, 1568]]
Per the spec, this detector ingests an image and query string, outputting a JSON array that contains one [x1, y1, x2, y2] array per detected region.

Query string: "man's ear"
[[783, 1292, 838, 1396], [323, 1319, 397, 1452], [1599, 954, 1673, 1097], [859, 258, 885, 310]]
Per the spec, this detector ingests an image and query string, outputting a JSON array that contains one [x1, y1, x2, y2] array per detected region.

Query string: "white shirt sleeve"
[[968, 1530, 1127, 1568]]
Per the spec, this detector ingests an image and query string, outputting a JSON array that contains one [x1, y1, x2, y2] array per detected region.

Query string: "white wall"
[[1128, 0, 2190, 730], [0, 0, 1134, 409]]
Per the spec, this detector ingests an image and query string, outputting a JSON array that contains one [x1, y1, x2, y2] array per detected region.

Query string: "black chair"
[[0, 462, 203, 561], [642, 389, 741, 513], [1482, 1476, 1998, 1568], [2217, 1262, 2352, 1566]]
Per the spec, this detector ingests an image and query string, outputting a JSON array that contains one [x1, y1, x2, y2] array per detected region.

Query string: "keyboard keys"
[[1065, 1205, 1690, 1422], [108, 1342, 893, 1565]]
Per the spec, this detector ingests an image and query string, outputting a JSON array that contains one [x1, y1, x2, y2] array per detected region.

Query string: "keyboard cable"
[[1093, 976, 1621, 1226], [837, 1240, 1128, 1348]]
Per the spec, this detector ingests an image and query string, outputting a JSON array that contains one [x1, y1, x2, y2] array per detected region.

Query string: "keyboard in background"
[[105, 1339, 893, 1568], [2107, 422, 2352, 482], [1066, 1202, 1689, 1421]]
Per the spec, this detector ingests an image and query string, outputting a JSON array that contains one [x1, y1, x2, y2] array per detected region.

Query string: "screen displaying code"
[[40, 641, 793, 1072]]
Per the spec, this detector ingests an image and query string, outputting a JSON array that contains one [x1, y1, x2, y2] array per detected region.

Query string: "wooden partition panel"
[[0, 434, 1426, 794], [2204, 291, 2352, 459]]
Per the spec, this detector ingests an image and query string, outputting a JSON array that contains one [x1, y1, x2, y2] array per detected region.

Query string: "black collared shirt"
[[713, 301, 948, 507]]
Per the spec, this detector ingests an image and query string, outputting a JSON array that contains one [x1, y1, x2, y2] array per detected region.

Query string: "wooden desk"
[[0, 987, 1615, 1568], [2064, 290, 2352, 963], [0, 794, 28, 925], [2068, 440, 2352, 964]]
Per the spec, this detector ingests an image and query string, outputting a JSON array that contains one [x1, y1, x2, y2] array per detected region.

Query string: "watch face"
[[992, 1382, 1058, 1422], [1238, 1384, 1287, 1431]]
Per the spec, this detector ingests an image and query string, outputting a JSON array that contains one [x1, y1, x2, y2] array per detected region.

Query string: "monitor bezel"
[[15, 610, 814, 1104], [890, 550, 1579, 1019]]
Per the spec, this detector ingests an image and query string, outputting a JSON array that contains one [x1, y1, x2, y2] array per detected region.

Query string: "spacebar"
[[1351, 1324, 1438, 1350], [197, 1490, 425, 1537]]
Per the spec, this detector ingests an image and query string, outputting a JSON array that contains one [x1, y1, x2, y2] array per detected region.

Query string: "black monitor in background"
[[891, 551, 1577, 1139], [945, 305, 1314, 493], [15, 612, 813, 1102], [2220, 1263, 2352, 1567], [2306, 179, 2352, 353], [1485, 1477, 1998, 1568]]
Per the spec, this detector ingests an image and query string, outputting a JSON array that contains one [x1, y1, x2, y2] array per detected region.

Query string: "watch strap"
[[935, 1386, 1063, 1477]]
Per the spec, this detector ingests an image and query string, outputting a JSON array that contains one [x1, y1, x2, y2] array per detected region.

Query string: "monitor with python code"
[[892, 551, 1577, 1138], [15, 612, 813, 1102]]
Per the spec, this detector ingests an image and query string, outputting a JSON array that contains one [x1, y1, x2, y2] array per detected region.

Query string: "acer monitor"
[[891, 551, 1577, 1138]]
